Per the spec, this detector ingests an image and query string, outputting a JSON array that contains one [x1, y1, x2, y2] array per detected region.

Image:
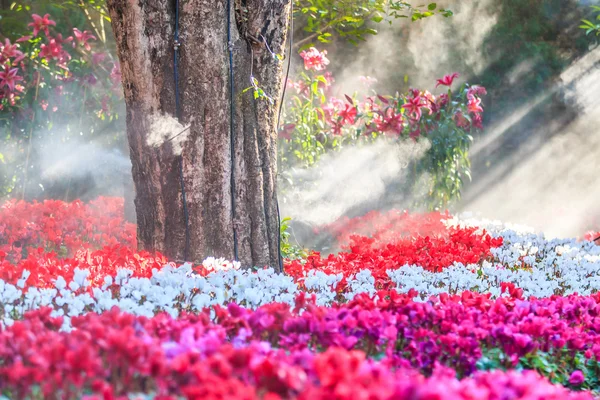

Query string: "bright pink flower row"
[[0, 304, 592, 400]]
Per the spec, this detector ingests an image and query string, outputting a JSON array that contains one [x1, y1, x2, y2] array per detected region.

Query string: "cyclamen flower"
[[436, 72, 459, 88], [299, 47, 330, 71], [28, 14, 56, 37], [569, 370, 585, 386]]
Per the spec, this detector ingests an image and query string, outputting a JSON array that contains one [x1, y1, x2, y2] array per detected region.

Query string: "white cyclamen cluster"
[[2, 217, 600, 329]]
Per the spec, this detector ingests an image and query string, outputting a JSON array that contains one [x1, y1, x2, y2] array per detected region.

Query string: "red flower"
[[436, 73, 459, 88], [28, 14, 56, 37], [0, 66, 24, 92], [338, 104, 357, 125], [40, 39, 63, 60]]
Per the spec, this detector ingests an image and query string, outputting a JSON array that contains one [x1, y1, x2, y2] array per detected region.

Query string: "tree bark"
[[106, 0, 290, 270]]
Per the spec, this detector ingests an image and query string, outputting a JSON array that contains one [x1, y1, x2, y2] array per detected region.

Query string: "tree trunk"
[[106, 0, 290, 270]]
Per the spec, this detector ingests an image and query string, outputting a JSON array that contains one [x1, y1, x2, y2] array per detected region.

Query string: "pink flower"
[[472, 113, 483, 129], [28, 14, 56, 37], [73, 28, 97, 51], [402, 93, 429, 121], [467, 95, 483, 114], [468, 85, 487, 97], [53, 34, 73, 46], [0, 66, 24, 92], [338, 104, 357, 125], [40, 100, 49, 111], [299, 47, 330, 71], [436, 73, 459, 88], [92, 52, 107, 65], [0, 39, 25, 65], [39, 39, 71, 66], [110, 63, 122, 87], [569, 370, 585, 386]]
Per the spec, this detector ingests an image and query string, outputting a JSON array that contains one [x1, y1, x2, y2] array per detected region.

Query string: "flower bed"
[[0, 303, 595, 399], [1, 198, 600, 398]]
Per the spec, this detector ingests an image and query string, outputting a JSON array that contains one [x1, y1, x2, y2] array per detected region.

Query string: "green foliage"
[[580, 6, 600, 37], [279, 55, 484, 210], [478, 0, 588, 119], [280, 217, 309, 260], [0, 1, 123, 200], [294, 0, 452, 48], [478, 347, 600, 393]]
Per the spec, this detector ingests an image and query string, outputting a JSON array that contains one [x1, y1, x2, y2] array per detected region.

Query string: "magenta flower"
[[436, 72, 459, 88], [402, 94, 429, 121], [0, 39, 25, 64], [110, 63, 122, 87], [0, 66, 24, 92], [73, 28, 97, 51], [569, 370, 585, 386], [28, 14, 56, 37]]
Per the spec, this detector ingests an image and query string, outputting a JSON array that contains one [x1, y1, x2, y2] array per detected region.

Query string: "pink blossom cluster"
[[0, 299, 594, 400]]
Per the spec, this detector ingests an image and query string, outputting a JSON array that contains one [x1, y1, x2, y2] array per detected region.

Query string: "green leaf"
[[428, 3, 437, 11]]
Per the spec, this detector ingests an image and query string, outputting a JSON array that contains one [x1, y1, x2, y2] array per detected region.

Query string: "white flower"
[[54, 276, 67, 291]]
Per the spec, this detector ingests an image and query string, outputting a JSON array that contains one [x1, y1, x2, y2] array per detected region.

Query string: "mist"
[[280, 138, 430, 250], [27, 128, 131, 201], [281, 0, 600, 244]]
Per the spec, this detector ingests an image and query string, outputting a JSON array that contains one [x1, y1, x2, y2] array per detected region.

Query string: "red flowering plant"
[[279, 49, 486, 209], [0, 197, 168, 288], [0, 5, 124, 198]]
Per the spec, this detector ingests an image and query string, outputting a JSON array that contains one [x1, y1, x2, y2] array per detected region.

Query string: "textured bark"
[[106, 0, 290, 269]]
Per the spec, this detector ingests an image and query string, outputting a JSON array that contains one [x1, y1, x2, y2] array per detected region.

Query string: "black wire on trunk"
[[173, 0, 190, 261], [227, 0, 240, 261]]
